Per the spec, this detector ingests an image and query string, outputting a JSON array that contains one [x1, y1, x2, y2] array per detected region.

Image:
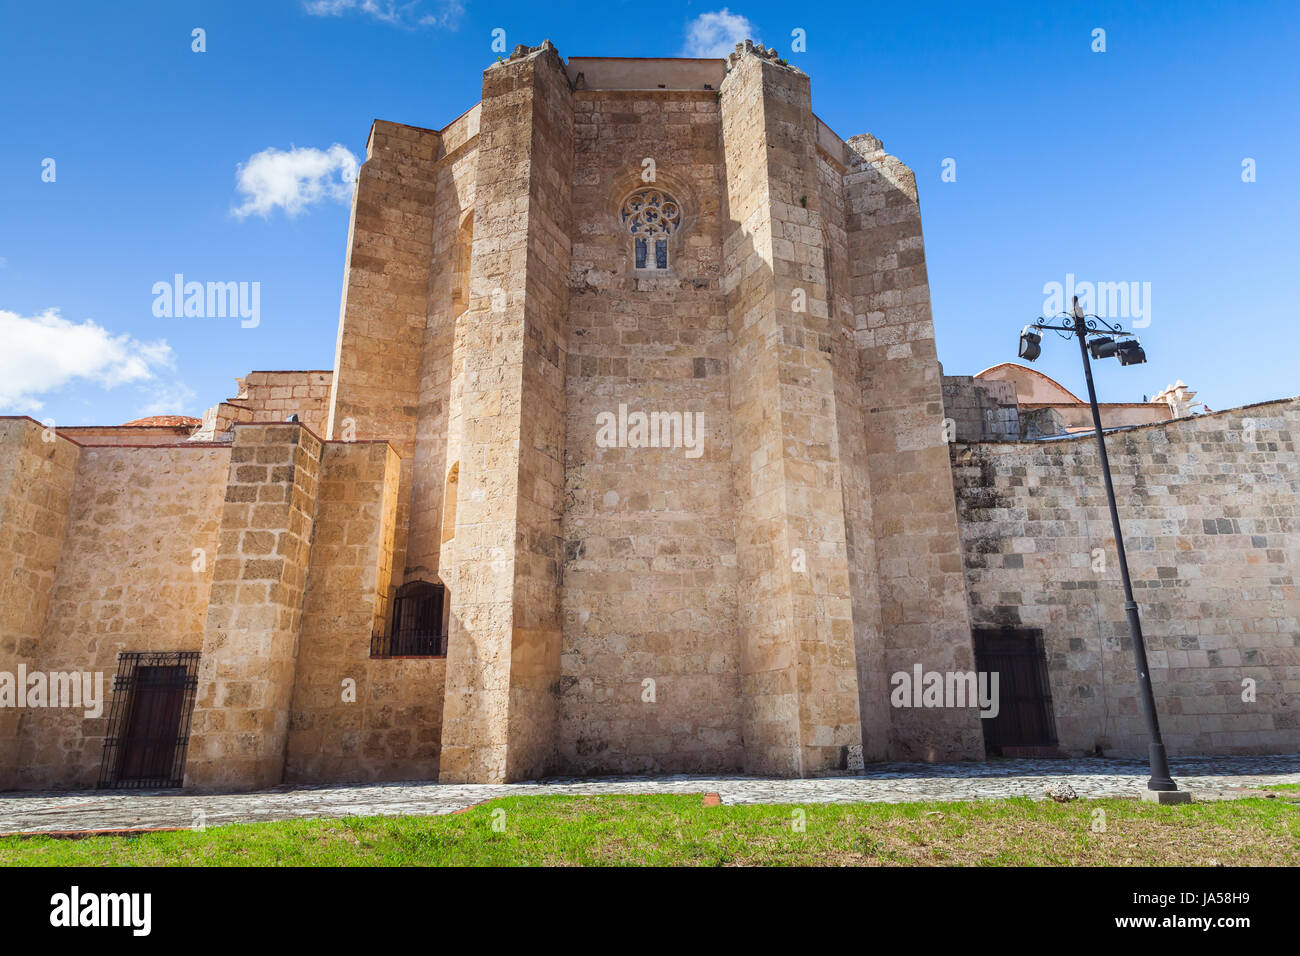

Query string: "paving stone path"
[[1, 754, 1296, 834]]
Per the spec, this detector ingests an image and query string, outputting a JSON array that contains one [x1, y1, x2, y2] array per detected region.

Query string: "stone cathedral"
[[1, 41, 1294, 792]]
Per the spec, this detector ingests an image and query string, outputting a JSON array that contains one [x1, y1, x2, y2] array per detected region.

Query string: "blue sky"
[[1, 0, 1296, 425]]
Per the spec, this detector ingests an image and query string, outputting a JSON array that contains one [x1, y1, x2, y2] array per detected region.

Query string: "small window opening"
[[372, 581, 447, 657]]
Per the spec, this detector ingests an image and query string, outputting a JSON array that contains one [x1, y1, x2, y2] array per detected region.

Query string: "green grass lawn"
[[1, 795, 1295, 866]]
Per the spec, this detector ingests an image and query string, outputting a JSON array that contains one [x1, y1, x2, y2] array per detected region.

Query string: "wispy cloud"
[[0, 308, 174, 413], [135, 380, 198, 418], [302, 0, 465, 30], [681, 8, 758, 58], [232, 144, 359, 220]]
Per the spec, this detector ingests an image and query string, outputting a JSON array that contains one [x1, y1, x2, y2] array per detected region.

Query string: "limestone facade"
[[0, 42, 1294, 791], [951, 399, 1300, 756]]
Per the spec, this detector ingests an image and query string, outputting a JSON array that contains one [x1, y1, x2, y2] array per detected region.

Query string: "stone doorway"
[[972, 628, 1060, 757]]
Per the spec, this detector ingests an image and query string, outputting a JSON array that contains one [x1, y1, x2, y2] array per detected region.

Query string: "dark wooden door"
[[972, 629, 1059, 755], [118, 665, 188, 782]]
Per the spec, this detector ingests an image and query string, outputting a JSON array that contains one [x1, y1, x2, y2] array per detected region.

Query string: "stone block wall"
[[719, 52, 863, 775], [845, 134, 983, 761], [186, 423, 321, 789], [942, 374, 1022, 442], [406, 109, 478, 587], [194, 400, 255, 441], [440, 43, 573, 783], [6, 433, 228, 788], [234, 371, 333, 436], [326, 120, 441, 593], [558, 86, 743, 774], [817, 136, 891, 761], [952, 399, 1300, 756], [191, 372, 332, 443], [8, 48, 1298, 791], [285, 440, 443, 782], [0, 420, 81, 788]]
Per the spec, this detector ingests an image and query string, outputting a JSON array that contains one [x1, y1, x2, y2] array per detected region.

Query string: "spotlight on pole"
[[1117, 340, 1147, 366], [1012, 293, 1182, 798], [1088, 336, 1118, 360], [1018, 325, 1042, 361]]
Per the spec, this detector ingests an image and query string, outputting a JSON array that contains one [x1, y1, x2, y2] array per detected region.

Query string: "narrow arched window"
[[451, 212, 473, 318], [620, 188, 680, 271], [441, 462, 458, 544]]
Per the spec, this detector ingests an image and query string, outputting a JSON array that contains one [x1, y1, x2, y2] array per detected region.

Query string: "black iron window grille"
[[97, 651, 200, 789], [371, 581, 447, 658]]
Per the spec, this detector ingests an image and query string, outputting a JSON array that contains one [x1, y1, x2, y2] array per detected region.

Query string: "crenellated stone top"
[[724, 38, 803, 75], [488, 38, 573, 87], [846, 133, 887, 166], [507, 38, 555, 61]]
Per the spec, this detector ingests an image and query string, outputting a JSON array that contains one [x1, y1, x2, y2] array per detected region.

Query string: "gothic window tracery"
[[620, 188, 680, 271]]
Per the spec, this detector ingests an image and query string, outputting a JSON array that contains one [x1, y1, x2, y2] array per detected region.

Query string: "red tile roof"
[[120, 415, 203, 427]]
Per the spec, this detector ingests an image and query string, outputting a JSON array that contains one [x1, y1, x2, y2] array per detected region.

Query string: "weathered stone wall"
[[818, 145, 891, 760], [427, 111, 486, 626], [942, 374, 1022, 442], [845, 134, 982, 761], [6, 49, 1298, 792], [326, 120, 441, 596], [0, 420, 81, 788], [10, 438, 228, 788], [286, 440, 442, 782], [941, 372, 1166, 440], [558, 87, 743, 773], [719, 52, 863, 775], [187, 423, 321, 789], [440, 43, 573, 783], [406, 114, 478, 587], [952, 399, 1300, 756], [234, 371, 333, 436]]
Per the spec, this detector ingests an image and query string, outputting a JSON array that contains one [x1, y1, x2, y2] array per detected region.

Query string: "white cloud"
[[232, 144, 360, 220], [135, 380, 197, 418], [0, 309, 174, 413], [302, 0, 465, 29], [682, 8, 758, 58]]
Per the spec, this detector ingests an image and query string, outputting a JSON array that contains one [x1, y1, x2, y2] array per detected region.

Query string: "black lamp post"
[[1019, 296, 1179, 794]]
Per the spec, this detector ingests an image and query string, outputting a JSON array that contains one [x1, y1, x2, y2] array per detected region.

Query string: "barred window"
[[372, 580, 447, 658], [620, 188, 680, 271], [98, 651, 200, 789]]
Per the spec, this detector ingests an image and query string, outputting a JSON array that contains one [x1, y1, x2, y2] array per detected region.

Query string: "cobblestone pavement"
[[1, 754, 1296, 834]]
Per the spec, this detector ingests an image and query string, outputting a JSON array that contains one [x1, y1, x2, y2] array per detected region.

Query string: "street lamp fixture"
[[1018, 325, 1042, 361], [1017, 295, 1180, 796], [1087, 335, 1117, 360], [1117, 340, 1147, 366]]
